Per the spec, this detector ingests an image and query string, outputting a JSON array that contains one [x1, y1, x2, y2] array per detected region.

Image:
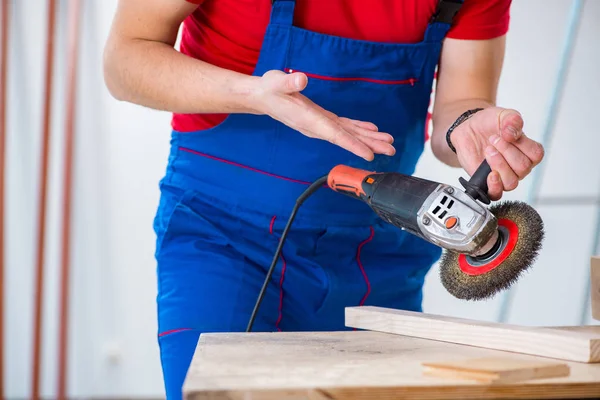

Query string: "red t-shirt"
[[175, 0, 511, 132]]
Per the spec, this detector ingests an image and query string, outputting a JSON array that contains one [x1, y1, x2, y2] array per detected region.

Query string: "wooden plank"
[[183, 331, 600, 400], [592, 256, 600, 320], [550, 326, 600, 334], [345, 306, 600, 363], [422, 357, 570, 384]]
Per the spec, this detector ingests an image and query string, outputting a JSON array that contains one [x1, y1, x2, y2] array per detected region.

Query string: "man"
[[103, 0, 544, 398]]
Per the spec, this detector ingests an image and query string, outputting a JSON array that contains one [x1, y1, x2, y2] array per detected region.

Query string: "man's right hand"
[[250, 70, 395, 161], [104, 0, 393, 162]]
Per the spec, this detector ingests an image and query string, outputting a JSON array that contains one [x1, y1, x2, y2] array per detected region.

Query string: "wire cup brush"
[[438, 161, 544, 300], [246, 159, 545, 332]]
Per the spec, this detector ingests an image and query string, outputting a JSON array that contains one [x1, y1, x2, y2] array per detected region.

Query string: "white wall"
[[3, 0, 599, 398]]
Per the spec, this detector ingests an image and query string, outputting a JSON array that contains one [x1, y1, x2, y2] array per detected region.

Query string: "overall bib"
[[153, 0, 462, 397]]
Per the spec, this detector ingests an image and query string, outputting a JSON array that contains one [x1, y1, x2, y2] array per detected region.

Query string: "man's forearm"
[[430, 98, 494, 167], [103, 37, 261, 114]]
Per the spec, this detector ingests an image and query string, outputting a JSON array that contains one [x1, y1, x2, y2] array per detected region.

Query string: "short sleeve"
[[446, 0, 511, 40]]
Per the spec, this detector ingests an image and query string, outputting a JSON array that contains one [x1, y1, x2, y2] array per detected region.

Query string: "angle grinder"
[[246, 159, 544, 332]]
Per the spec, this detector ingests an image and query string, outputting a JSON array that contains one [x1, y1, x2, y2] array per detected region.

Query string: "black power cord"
[[246, 174, 329, 332]]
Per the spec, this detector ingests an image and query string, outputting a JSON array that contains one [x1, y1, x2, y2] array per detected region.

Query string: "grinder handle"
[[459, 160, 492, 205]]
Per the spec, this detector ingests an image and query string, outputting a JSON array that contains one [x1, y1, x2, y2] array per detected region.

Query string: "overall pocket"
[[154, 189, 232, 260]]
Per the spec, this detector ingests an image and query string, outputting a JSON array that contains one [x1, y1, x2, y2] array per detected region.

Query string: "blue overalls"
[[152, 0, 462, 398]]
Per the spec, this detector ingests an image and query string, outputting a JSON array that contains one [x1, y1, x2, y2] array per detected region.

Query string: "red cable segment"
[[356, 226, 374, 306], [32, 0, 57, 398], [0, 0, 11, 397], [57, 1, 81, 398]]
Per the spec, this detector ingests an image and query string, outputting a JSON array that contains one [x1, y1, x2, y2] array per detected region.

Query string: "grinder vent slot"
[[431, 193, 455, 221]]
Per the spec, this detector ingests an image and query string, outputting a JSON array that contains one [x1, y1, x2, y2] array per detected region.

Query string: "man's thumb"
[[279, 72, 308, 93], [497, 108, 524, 142]]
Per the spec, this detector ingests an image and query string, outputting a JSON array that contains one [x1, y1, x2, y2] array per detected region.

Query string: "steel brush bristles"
[[439, 201, 544, 300]]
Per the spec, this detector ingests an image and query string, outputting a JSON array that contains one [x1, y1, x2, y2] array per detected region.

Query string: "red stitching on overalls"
[[356, 226, 374, 306], [269, 216, 287, 332], [158, 328, 192, 337], [179, 147, 313, 185], [275, 253, 287, 332]]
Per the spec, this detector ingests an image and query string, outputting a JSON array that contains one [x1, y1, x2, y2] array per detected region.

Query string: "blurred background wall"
[[2, 0, 599, 398]]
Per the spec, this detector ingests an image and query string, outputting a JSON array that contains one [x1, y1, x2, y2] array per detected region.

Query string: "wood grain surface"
[[345, 306, 600, 363], [183, 330, 600, 399], [422, 357, 570, 384], [550, 326, 600, 334]]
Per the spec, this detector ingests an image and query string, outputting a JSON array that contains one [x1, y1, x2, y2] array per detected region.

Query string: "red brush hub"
[[458, 218, 519, 276]]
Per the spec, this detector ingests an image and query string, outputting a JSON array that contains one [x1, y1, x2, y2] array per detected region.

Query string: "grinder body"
[[327, 165, 499, 257]]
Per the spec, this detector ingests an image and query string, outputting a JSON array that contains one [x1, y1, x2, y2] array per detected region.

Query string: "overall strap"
[[424, 0, 464, 42], [270, 0, 296, 26]]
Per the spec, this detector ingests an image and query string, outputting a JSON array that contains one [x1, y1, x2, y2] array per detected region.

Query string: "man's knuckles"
[[514, 157, 533, 179], [531, 142, 545, 164]]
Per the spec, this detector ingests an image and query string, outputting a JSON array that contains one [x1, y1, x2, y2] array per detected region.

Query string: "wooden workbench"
[[183, 329, 600, 399]]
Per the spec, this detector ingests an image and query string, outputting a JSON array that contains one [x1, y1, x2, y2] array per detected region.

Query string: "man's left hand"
[[450, 107, 545, 201]]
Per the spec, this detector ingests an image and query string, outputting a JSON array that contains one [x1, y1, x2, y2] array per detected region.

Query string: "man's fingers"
[[355, 134, 396, 156], [485, 145, 519, 191], [512, 133, 545, 166], [290, 98, 376, 160], [308, 103, 378, 136], [488, 134, 532, 180], [356, 128, 394, 144], [343, 120, 394, 144], [318, 123, 375, 161], [319, 121, 393, 160], [334, 134, 376, 161], [339, 118, 395, 155], [487, 171, 503, 201], [341, 117, 379, 132], [271, 88, 388, 161], [327, 121, 393, 159], [279, 72, 308, 94]]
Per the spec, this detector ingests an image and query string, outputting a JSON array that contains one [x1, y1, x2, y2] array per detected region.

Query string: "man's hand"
[[431, 36, 544, 200], [450, 107, 544, 200], [250, 70, 395, 161]]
